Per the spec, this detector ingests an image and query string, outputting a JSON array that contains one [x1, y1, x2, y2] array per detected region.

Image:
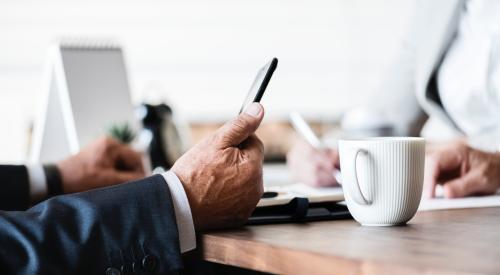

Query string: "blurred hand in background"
[[424, 141, 500, 199], [287, 137, 340, 187], [57, 137, 145, 194]]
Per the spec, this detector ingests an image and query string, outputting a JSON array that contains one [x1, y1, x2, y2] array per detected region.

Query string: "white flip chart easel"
[[31, 39, 138, 163]]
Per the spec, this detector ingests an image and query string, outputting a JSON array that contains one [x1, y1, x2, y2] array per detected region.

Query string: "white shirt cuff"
[[161, 171, 196, 253], [26, 164, 48, 203]]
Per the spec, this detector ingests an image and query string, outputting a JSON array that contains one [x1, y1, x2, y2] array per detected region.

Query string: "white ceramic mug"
[[338, 137, 425, 226]]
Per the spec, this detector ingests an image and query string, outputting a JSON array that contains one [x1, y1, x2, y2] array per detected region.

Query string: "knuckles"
[[254, 137, 265, 156], [94, 136, 118, 155]]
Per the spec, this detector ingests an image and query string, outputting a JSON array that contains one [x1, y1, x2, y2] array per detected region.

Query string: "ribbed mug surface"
[[339, 137, 425, 226]]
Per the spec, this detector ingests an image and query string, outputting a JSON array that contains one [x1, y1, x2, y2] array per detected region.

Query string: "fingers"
[[328, 149, 341, 169], [423, 149, 463, 198], [424, 156, 439, 198], [442, 170, 485, 198], [305, 147, 337, 185], [240, 135, 265, 161], [303, 153, 338, 186], [112, 141, 145, 175], [442, 152, 500, 198], [215, 103, 264, 148], [425, 143, 500, 199], [312, 168, 337, 187], [287, 138, 339, 187], [294, 160, 336, 187], [316, 149, 336, 171], [100, 139, 146, 185]]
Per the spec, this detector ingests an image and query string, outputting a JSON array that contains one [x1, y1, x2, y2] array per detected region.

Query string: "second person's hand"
[[287, 137, 340, 187], [424, 141, 500, 198], [57, 137, 146, 194]]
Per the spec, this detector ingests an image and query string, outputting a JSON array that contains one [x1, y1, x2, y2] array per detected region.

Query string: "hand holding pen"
[[286, 112, 342, 187]]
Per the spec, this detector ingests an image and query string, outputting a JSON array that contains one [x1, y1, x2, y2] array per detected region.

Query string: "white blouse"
[[438, 0, 500, 151]]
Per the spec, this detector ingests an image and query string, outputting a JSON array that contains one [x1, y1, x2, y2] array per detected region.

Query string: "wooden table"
[[201, 207, 500, 275]]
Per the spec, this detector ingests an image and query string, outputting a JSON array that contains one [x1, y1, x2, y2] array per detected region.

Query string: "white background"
[[0, 0, 415, 163]]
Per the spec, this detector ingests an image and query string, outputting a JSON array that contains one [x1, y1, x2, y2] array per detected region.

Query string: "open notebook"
[[248, 184, 349, 225], [257, 183, 500, 213], [258, 184, 344, 207], [419, 189, 500, 211]]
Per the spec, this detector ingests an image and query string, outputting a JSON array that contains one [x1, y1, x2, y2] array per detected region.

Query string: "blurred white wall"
[[0, 0, 415, 163]]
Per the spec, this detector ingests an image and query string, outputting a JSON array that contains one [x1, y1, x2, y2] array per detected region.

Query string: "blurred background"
[[0, 0, 415, 163]]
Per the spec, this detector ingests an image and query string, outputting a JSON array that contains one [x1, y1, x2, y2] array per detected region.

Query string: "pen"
[[289, 111, 342, 184]]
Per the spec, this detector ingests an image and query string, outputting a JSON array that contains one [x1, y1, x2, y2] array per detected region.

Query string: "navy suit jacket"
[[0, 165, 183, 274]]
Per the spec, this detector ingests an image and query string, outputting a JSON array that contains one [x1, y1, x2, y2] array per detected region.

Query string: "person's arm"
[[0, 102, 265, 274], [0, 175, 183, 275], [0, 137, 145, 212], [361, 1, 430, 137]]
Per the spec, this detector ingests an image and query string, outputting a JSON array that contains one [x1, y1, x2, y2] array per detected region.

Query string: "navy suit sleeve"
[[0, 174, 183, 275], [0, 165, 30, 211]]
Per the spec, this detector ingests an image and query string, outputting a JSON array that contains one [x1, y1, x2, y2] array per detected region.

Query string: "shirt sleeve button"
[[142, 254, 158, 272], [131, 262, 139, 273], [105, 267, 122, 275], [120, 264, 132, 275]]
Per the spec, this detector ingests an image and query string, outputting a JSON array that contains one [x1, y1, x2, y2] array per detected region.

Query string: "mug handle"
[[350, 148, 372, 205]]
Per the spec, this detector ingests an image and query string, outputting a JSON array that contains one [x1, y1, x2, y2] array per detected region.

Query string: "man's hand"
[[172, 103, 265, 231], [424, 141, 500, 198], [57, 137, 145, 194], [286, 137, 340, 187]]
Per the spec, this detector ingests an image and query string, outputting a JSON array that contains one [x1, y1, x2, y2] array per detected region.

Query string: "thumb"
[[215, 103, 264, 148]]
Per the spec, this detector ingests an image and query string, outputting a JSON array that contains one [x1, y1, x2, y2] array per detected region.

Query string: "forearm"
[[0, 175, 183, 274]]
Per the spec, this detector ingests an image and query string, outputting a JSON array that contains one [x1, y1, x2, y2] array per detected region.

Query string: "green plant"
[[108, 122, 136, 144]]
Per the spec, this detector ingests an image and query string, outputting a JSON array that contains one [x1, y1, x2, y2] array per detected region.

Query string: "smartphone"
[[239, 57, 278, 114]]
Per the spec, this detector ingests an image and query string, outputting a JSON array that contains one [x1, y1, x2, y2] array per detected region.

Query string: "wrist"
[[56, 159, 82, 194], [170, 166, 203, 230], [43, 164, 64, 197], [162, 171, 197, 252]]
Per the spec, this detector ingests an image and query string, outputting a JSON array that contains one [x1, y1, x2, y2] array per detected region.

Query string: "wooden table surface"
[[201, 207, 500, 275]]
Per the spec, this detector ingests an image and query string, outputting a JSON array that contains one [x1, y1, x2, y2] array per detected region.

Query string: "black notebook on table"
[[247, 184, 352, 225]]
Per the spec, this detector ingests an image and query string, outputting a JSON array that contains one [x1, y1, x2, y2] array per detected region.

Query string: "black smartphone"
[[239, 57, 278, 114]]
